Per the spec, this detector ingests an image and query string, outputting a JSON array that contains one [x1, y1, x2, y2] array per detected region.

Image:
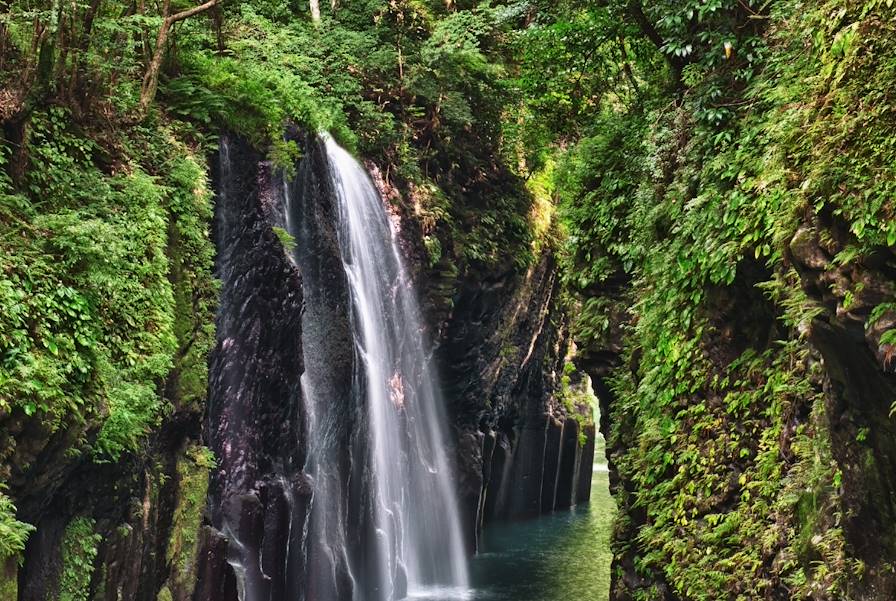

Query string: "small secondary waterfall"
[[286, 135, 470, 600]]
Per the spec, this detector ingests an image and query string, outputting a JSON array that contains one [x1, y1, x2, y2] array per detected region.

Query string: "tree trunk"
[[139, 0, 171, 114], [626, 1, 685, 91], [70, 0, 104, 84], [618, 36, 641, 99], [0, 0, 10, 70], [139, 0, 220, 114], [310, 0, 321, 23]]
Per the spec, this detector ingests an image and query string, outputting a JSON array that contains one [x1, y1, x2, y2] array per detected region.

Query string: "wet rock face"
[[436, 254, 595, 546], [200, 134, 307, 601], [287, 137, 366, 601], [16, 135, 312, 601], [204, 136, 415, 601], [365, 170, 597, 546], [15, 418, 207, 601], [13, 134, 594, 601]]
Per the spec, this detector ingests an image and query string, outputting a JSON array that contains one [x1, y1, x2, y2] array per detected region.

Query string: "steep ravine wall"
[[369, 174, 596, 550], [587, 238, 896, 600], [7, 134, 312, 601], [14, 414, 209, 601], [5, 133, 591, 601], [556, 1, 896, 598], [577, 140, 896, 601], [200, 134, 593, 597], [443, 255, 595, 544], [792, 225, 896, 598], [6, 156, 218, 601], [197, 135, 308, 601]]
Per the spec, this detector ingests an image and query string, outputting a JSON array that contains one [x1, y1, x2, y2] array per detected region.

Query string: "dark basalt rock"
[[576, 425, 596, 505], [199, 133, 307, 601], [18, 514, 66, 601], [505, 417, 549, 519], [811, 320, 896, 590], [288, 136, 364, 601], [14, 386, 208, 601], [554, 418, 580, 511], [540, 417, 564, 512], [194, 526, 238, 601], [434, 251, 596, 544]]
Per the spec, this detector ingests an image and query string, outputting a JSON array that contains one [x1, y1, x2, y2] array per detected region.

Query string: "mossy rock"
[[160, 444, 213, 601], [59, 517, 101, 601], [0, 558, 16, 601]]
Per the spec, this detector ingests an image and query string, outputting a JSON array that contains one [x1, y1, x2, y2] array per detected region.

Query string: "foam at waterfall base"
[[402, 585, 477, 600]]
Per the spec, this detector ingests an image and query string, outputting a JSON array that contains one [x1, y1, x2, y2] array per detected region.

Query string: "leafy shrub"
[[1, 109, 215, 460], [0, 486, 34, 562]]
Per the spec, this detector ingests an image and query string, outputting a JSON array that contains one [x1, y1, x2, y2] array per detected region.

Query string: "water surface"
[[407, 465, 615, 601]]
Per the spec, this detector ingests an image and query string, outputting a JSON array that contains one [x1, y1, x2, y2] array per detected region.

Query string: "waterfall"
[[286, 135, 470, 601]]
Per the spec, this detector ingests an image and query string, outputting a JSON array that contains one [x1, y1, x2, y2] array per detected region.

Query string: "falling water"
[[286, 135, 470, 601]]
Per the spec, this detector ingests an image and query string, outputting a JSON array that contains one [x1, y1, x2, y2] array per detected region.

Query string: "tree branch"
[[626, 1, 684, 91], [626, 1, 664, 51], [169, 0, 220, 24], [139, 0, 222, 114]]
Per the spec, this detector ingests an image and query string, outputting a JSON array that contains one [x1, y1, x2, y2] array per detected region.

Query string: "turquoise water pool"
[[406, 465, 615, 601]]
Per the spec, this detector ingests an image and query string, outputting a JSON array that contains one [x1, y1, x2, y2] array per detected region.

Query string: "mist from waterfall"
[[286, 134, 470, 601]]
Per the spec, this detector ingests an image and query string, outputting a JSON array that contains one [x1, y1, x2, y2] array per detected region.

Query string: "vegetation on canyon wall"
[[551, 0, 896, 598], [2, 0, 895, 599], [0, 0, 580, 587]]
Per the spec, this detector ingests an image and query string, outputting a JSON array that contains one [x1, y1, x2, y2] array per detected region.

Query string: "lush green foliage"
[[4, 0, 894, 596], [0, 0, 561, 568], [0, 485, 33, 562], [549, 0, 896, 598], [1, 108, 215, 460], [1, 17, 217, 552], [557, 361, 596, 445]]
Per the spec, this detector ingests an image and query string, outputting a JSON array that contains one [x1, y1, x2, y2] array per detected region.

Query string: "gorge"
[[200, 131, 597, 601], [3, 0, 896, 600]]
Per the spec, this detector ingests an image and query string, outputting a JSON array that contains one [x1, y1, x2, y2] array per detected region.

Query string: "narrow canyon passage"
[[469, 465, 614, 601]]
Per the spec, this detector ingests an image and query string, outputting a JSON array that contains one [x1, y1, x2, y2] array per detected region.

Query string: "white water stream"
[[290, 135, 470, 600]]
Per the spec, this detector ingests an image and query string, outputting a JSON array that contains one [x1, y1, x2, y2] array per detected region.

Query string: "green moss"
[[555, 0, 896, 596], [59, 517, 101, 601], [0, 557, 17, 601], [163, 152, 218, 414], [161, 445, 214, 599], [423, 235, 443, 268]]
